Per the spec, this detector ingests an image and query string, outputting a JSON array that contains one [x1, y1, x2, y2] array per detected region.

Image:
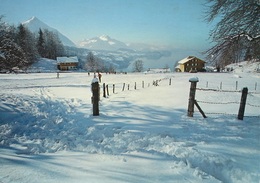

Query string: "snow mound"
[[0, 72, 259, 182], [226, 61, 260, 73], [28, 58, 57, 72]]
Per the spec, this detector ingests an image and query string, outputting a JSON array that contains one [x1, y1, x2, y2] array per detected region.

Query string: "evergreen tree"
[[0, 16, 27, 71], [37, 28, 45, 57], [16, 24, 38, 65]]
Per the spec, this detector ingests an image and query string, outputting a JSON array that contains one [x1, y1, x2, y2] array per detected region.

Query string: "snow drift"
[[0, 70, 259, 183]]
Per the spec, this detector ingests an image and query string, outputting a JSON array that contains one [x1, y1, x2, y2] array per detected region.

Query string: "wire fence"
[[100, 76, 173, 97], [197, 80, 259, 93], [195, 87, 260, 119], [92, 76, 260, 119]]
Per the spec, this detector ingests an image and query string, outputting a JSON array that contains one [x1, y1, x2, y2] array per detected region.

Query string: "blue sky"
[[0, 0, 213, 50]]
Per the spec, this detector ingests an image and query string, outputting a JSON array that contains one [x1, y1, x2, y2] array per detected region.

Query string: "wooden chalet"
[[175, 56, 206, 72], [57, 56, 78, 71]]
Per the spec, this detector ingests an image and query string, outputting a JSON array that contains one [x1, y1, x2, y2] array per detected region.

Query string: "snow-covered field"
[[0, 70, 259, 182]]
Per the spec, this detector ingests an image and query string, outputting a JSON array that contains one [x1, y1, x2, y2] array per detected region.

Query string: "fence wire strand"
[[196, 100, 240, 105], [197, 88, 241, 93], [196, 87, 260, 119], [246, 103, 260, 108], [197, 87, 260, 94]]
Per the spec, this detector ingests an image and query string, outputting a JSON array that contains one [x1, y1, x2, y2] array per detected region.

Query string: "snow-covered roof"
[[175, 65, 181, 69], [178, 56, 205, 64], [57, 56, 78, 63], [178, 56, 194, 64]]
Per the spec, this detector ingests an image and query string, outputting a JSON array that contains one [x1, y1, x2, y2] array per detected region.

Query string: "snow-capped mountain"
[[79, 35, 170, 52], [22, 16, 76, 47], [20, 17, 199, 70], [79, 35, 130, 51]]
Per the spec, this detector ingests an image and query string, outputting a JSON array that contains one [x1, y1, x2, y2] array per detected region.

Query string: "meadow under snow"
[[0, 64, 259, 182]]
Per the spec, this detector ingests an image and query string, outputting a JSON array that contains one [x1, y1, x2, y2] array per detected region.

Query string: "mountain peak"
[[22, 16, 41, 25], [99, 35, 111, 41], [79, 35, 129, 51], [22, 16, 50, 32], [22, 16, 76, 47], [29, 16, 38, 21]]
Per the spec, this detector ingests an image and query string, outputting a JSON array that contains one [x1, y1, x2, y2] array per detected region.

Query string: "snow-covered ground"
[[0, 69, 259, 182]]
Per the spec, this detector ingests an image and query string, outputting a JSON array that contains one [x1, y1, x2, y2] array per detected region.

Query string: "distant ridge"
[[78, 35, 167, 51], [79, 35, 129, 51]]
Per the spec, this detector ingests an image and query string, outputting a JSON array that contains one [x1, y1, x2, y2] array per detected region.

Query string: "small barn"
[[57, 56, 79, 71], [175, 56, 206, 72]]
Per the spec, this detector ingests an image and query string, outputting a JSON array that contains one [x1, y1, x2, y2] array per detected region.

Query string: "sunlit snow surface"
[[0, 71, 259, 183]]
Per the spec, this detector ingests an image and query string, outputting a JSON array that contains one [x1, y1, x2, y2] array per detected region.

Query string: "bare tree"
[[43, 29, 64, 59], [205, 0, 260, 67], [132, 60, 144, 72], [85, 52, 97, 72]]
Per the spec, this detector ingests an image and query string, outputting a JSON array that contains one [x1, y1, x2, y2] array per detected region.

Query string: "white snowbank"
[[0, 72, 259, 183], [226, 61, 260, 73], [28, 58, 58, 73]]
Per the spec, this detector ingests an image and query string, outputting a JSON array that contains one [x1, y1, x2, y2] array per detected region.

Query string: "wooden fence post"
[[122, 83, 125, 91], [91, 81, 100, 116], [142, 81, 144, 88], [169, 78, 171, 86], [194, 100, 207, 118], [135, 82, 137, 90], [103, 83, 106, 98], [238, 87, 248, 120], [113, 84, 115, 93], [106, 84, 109, 96], [187, 77, 199, 117]]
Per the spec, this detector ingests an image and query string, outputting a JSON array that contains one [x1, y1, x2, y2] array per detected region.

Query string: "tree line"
[[205, 0, 260, 68], [82, 51, 144, 73], [0, 16, 64, 71], [83, 51, 116, 73]]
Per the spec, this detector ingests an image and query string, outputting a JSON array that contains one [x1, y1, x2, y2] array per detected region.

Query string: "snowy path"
[[0, 72, 259, 183]]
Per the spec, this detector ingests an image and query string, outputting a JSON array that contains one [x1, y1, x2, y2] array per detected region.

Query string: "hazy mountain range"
[[22, 16, 164, 52], [22, 16, 201, 71], [79, 35, 129, 51], [79, 35, 168, 52]]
